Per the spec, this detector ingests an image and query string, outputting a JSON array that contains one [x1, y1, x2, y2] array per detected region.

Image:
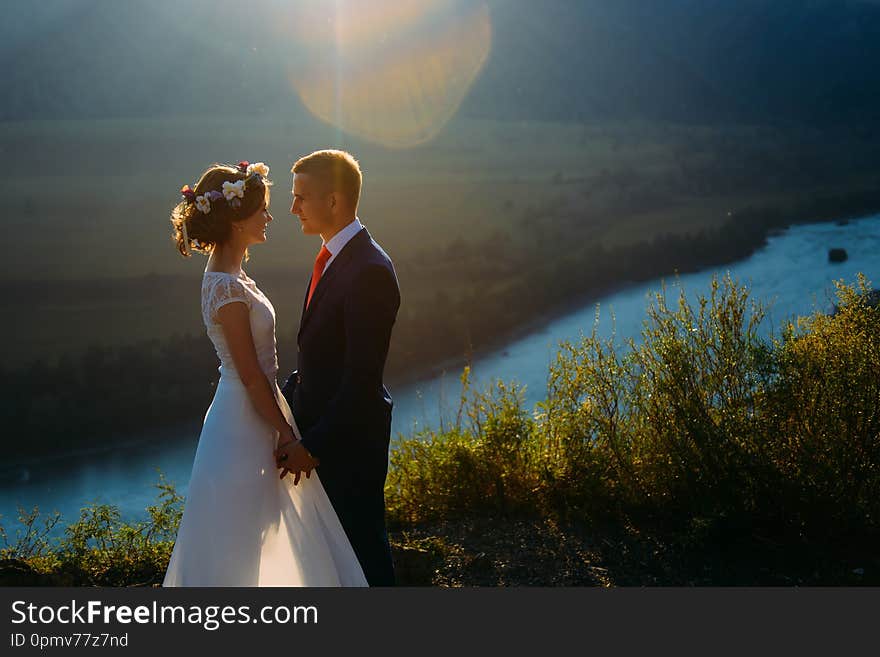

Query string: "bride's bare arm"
[[216, 301, 296, 446]]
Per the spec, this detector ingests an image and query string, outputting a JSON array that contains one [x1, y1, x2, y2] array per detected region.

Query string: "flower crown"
[[178, 161, 270, 256], [180, 161, 270, 215]]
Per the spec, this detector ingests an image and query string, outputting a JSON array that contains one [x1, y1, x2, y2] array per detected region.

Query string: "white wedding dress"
[[162, 270, 368, 587]]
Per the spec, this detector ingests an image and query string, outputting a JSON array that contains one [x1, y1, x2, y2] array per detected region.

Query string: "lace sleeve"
[[203, 276, 250, 324]]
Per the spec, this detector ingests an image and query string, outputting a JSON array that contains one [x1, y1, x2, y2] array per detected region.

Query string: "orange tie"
[[306, 245, 332, 309]]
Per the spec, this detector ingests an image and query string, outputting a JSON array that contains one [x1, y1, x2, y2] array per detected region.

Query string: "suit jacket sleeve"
[[280, 369, 297, 408], [300, 263, 400, 459]]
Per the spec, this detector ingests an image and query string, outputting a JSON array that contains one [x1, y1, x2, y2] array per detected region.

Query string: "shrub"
[[766, 273, 880, 534], [625, 274, 779, 521], [387, 273, 880, 543], [0, 476, 183, 586]]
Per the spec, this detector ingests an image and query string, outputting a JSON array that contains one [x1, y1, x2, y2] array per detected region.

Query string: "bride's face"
[[238, 199, 273, 246]]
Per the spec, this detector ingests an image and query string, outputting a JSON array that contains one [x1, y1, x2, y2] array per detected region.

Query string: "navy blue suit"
[[281, 226, 400, 586]]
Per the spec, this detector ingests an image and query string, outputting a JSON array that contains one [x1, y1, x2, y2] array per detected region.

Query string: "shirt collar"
[[323, 217, 364, 256]]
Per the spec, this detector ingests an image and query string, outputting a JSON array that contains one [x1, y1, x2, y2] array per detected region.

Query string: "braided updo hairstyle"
[[170, 163, 272, 258]]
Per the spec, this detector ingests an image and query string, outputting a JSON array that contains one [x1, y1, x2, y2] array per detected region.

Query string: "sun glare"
[[282, 0, 491, 148]]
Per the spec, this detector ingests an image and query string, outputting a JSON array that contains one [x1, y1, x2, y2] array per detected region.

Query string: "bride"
[[163, 161, 367, 586]]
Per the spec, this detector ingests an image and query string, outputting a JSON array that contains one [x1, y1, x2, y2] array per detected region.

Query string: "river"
[[1, 213, 878, 533]]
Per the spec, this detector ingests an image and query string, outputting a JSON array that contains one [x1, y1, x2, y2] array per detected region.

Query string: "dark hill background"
[[3, 0, 880, 126], [464, 0, 880, 125]]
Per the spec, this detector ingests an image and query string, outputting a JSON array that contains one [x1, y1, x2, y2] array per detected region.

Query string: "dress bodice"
[[201, 270, 278, 380]]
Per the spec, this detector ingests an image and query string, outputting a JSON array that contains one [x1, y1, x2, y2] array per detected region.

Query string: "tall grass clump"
[[537, 313, 641, 519], [387, 368, 540, 522], [0, 477, 182, 586]]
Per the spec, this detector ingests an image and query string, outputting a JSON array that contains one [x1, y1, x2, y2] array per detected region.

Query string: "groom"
[[276, 149, 400, 586]]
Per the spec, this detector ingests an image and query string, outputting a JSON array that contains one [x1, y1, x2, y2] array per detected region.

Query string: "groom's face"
[[291, 173, 333, 237]]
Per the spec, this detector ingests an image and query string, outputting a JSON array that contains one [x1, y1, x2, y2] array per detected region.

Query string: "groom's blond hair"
[[292, 149, 362, 208]]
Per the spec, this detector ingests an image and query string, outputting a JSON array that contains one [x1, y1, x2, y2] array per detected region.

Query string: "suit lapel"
[[299, 273, 312, 325], [297, 227, 370, 341]]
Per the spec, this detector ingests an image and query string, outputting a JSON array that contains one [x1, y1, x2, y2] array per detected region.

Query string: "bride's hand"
[[275, 441, 319, 484]]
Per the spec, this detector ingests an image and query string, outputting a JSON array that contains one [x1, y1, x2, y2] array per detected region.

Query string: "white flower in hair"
[[247, 162, 270, 177], [222, 179, 246, 201], [195, 195, 211, 214]]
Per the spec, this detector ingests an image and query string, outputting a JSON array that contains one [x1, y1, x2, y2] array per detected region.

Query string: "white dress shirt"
[[321, 217, 364, 274]]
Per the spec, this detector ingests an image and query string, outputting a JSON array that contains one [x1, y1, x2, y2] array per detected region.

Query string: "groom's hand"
[[275, 441, 319, 485]]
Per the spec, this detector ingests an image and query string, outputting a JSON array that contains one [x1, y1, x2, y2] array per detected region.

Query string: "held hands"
[[274, 430, 319, 485]]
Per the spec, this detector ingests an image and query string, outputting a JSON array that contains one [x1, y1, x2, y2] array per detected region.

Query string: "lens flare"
[[283, 0, 491, 148]]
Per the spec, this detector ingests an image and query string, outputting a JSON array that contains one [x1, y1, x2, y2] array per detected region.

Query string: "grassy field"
[[2, 114, 879, 368], [0, 115, 804, 278]]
